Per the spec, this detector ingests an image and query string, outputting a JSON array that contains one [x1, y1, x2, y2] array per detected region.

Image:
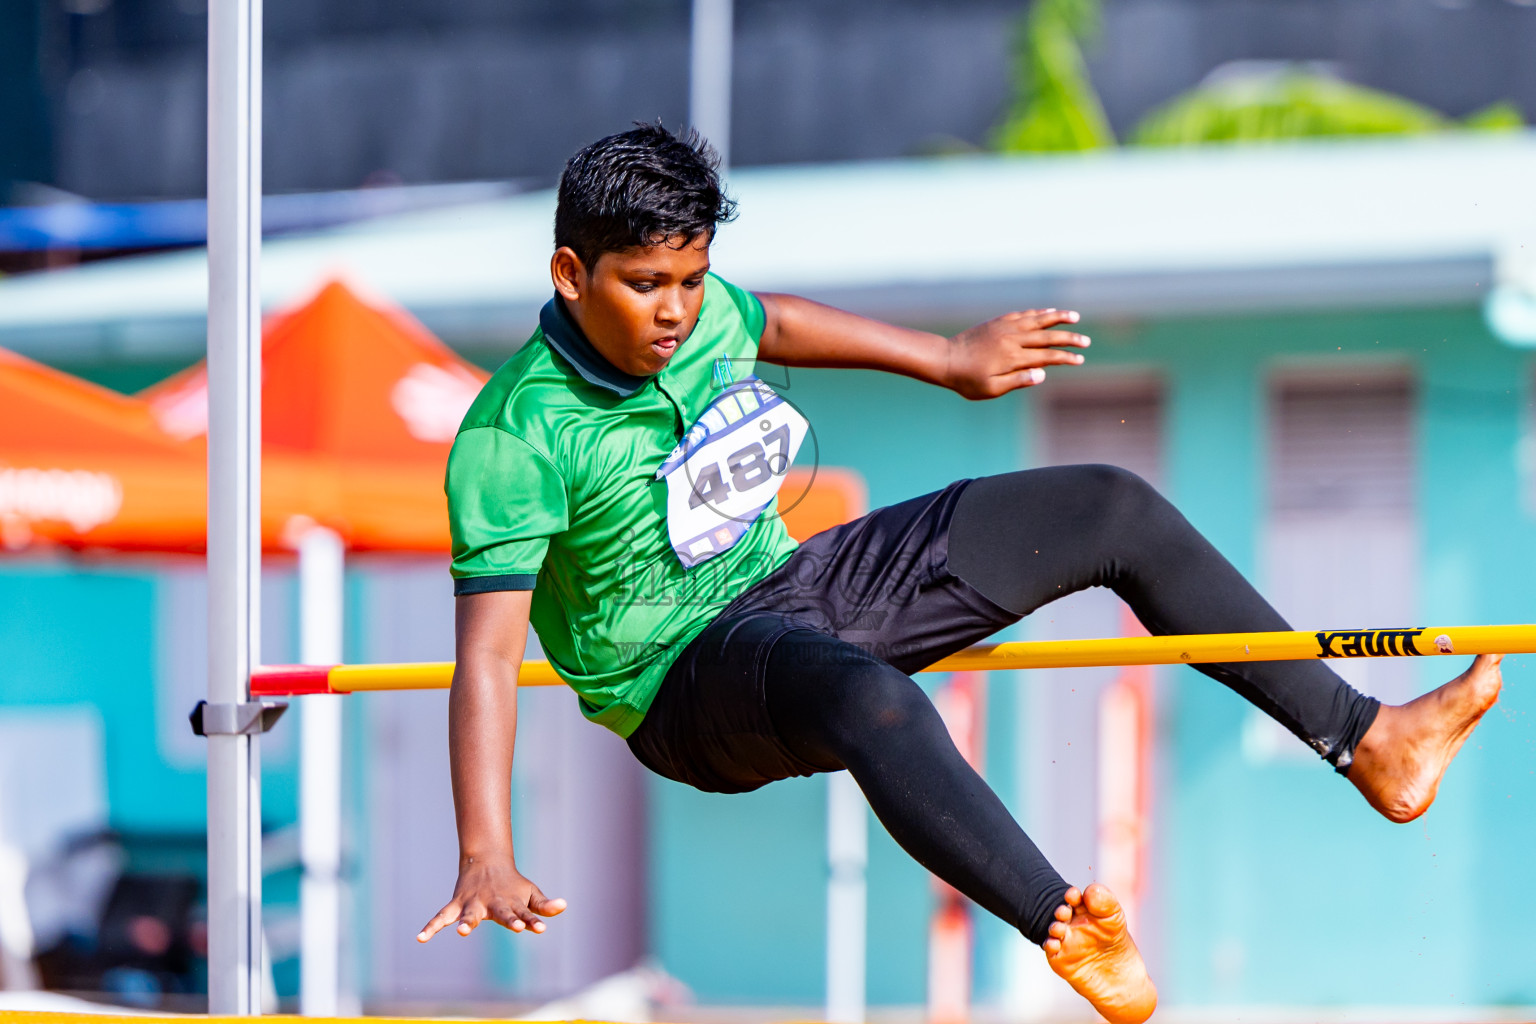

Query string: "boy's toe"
[[1083, 883, 1121, 919]]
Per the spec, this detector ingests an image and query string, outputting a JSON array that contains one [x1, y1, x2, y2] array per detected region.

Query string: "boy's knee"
[[1067, 464, 1174, 533], [1075, 464, 1158, 509], [829, 659, 936, 736]]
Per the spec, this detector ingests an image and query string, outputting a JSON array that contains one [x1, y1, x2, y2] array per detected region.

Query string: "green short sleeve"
[[446, 426, 568, 594], [711, 274, 766, 344]]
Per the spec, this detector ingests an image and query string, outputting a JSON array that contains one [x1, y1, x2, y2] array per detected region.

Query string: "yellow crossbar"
[[249, 624, 1535, 696]]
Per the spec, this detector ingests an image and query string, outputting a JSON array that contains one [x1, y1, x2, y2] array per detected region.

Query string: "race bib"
[[656, 375, 808, 568]]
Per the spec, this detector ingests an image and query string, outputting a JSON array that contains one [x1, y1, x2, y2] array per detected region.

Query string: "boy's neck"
[[541, 295, 650, 397]]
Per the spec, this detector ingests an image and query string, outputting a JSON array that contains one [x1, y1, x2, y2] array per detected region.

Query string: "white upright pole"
[[206, 0, 264, 1012], [825, 770, 867, 1024], [0, 826, 40, 991], [298, 526, 346, 1016], [688, 0, 734, 169]]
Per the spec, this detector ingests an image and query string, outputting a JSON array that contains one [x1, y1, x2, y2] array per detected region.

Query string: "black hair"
[[554, 122, 737, 269]]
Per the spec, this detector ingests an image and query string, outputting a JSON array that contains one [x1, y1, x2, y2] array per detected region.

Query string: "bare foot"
[[1347, 653, 1503, 823], [1044, 884, 1157, 1024]]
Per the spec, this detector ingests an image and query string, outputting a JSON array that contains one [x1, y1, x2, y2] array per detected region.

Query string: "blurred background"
[[2, 0, 1536, 1020]]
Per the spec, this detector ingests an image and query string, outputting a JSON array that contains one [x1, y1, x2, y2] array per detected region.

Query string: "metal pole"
[[207, 0, 263, 1011], [298, 527, 346, 1016], [689, 0, 733, 170], [824, 474, 869, 1024], [825, 770, 867, 1024]]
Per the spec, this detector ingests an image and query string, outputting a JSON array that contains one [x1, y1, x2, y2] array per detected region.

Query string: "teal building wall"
[[2, 300, 1533, 1009], [648, 303, 1536, 1009], [0, 565, 300, 833], [1142, 308, 1536, 1005]]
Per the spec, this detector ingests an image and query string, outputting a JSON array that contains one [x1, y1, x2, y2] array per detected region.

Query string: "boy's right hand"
[[416, 855, 567, 941]]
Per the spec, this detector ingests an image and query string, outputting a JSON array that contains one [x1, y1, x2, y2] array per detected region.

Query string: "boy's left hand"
[[943, 309, 1089, 400]]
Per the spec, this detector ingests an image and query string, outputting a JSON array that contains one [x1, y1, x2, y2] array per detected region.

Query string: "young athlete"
[[419, 124, 1505, 1023]]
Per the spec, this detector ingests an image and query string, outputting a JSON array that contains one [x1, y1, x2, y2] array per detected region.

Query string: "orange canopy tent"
[[0, 347, 206, 553], [142, 280, 489, 553], [1, 274, 864, 557], [137, 278, 864, 551], [0, 281, 495, 558]]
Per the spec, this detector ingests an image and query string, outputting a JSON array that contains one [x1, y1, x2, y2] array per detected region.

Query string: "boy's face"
[[551, 234, 711, 377]]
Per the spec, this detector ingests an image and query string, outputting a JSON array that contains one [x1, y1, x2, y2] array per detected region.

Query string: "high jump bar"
[[251, 623, 1535, 696]]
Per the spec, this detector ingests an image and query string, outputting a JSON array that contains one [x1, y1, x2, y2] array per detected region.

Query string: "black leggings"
[[635, 466, 1380, 945], [948, 467, 1379, 760], [763, 467, 1379, 943], [763, 628, 1074, 945]]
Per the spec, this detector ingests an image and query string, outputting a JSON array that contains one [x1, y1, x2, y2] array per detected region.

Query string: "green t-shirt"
[[446, 273, 800, 737]]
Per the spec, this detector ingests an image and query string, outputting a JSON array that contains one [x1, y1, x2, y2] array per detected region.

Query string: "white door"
[[1251, 370, 1416, 763]]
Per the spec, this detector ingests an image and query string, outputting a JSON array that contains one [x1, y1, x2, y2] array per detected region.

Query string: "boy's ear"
[[550, 247, 589, 302]]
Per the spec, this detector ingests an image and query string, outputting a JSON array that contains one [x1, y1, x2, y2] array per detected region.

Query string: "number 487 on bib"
[[657, 378, 808, 567]]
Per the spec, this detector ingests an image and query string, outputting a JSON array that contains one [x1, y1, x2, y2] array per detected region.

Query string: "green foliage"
[[1462, 100, 1526, 132], [988, 4, 1526, 155], [992, 0, 1116, 153], [1132, 66, 1525, 146]]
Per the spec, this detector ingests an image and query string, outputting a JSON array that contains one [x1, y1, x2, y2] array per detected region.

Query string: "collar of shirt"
[[539, 294, 651, 398]]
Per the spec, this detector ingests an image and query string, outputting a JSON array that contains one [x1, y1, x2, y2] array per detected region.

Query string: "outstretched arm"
[[417, 589, 566, 941], [754, 293, 1090, 400]]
